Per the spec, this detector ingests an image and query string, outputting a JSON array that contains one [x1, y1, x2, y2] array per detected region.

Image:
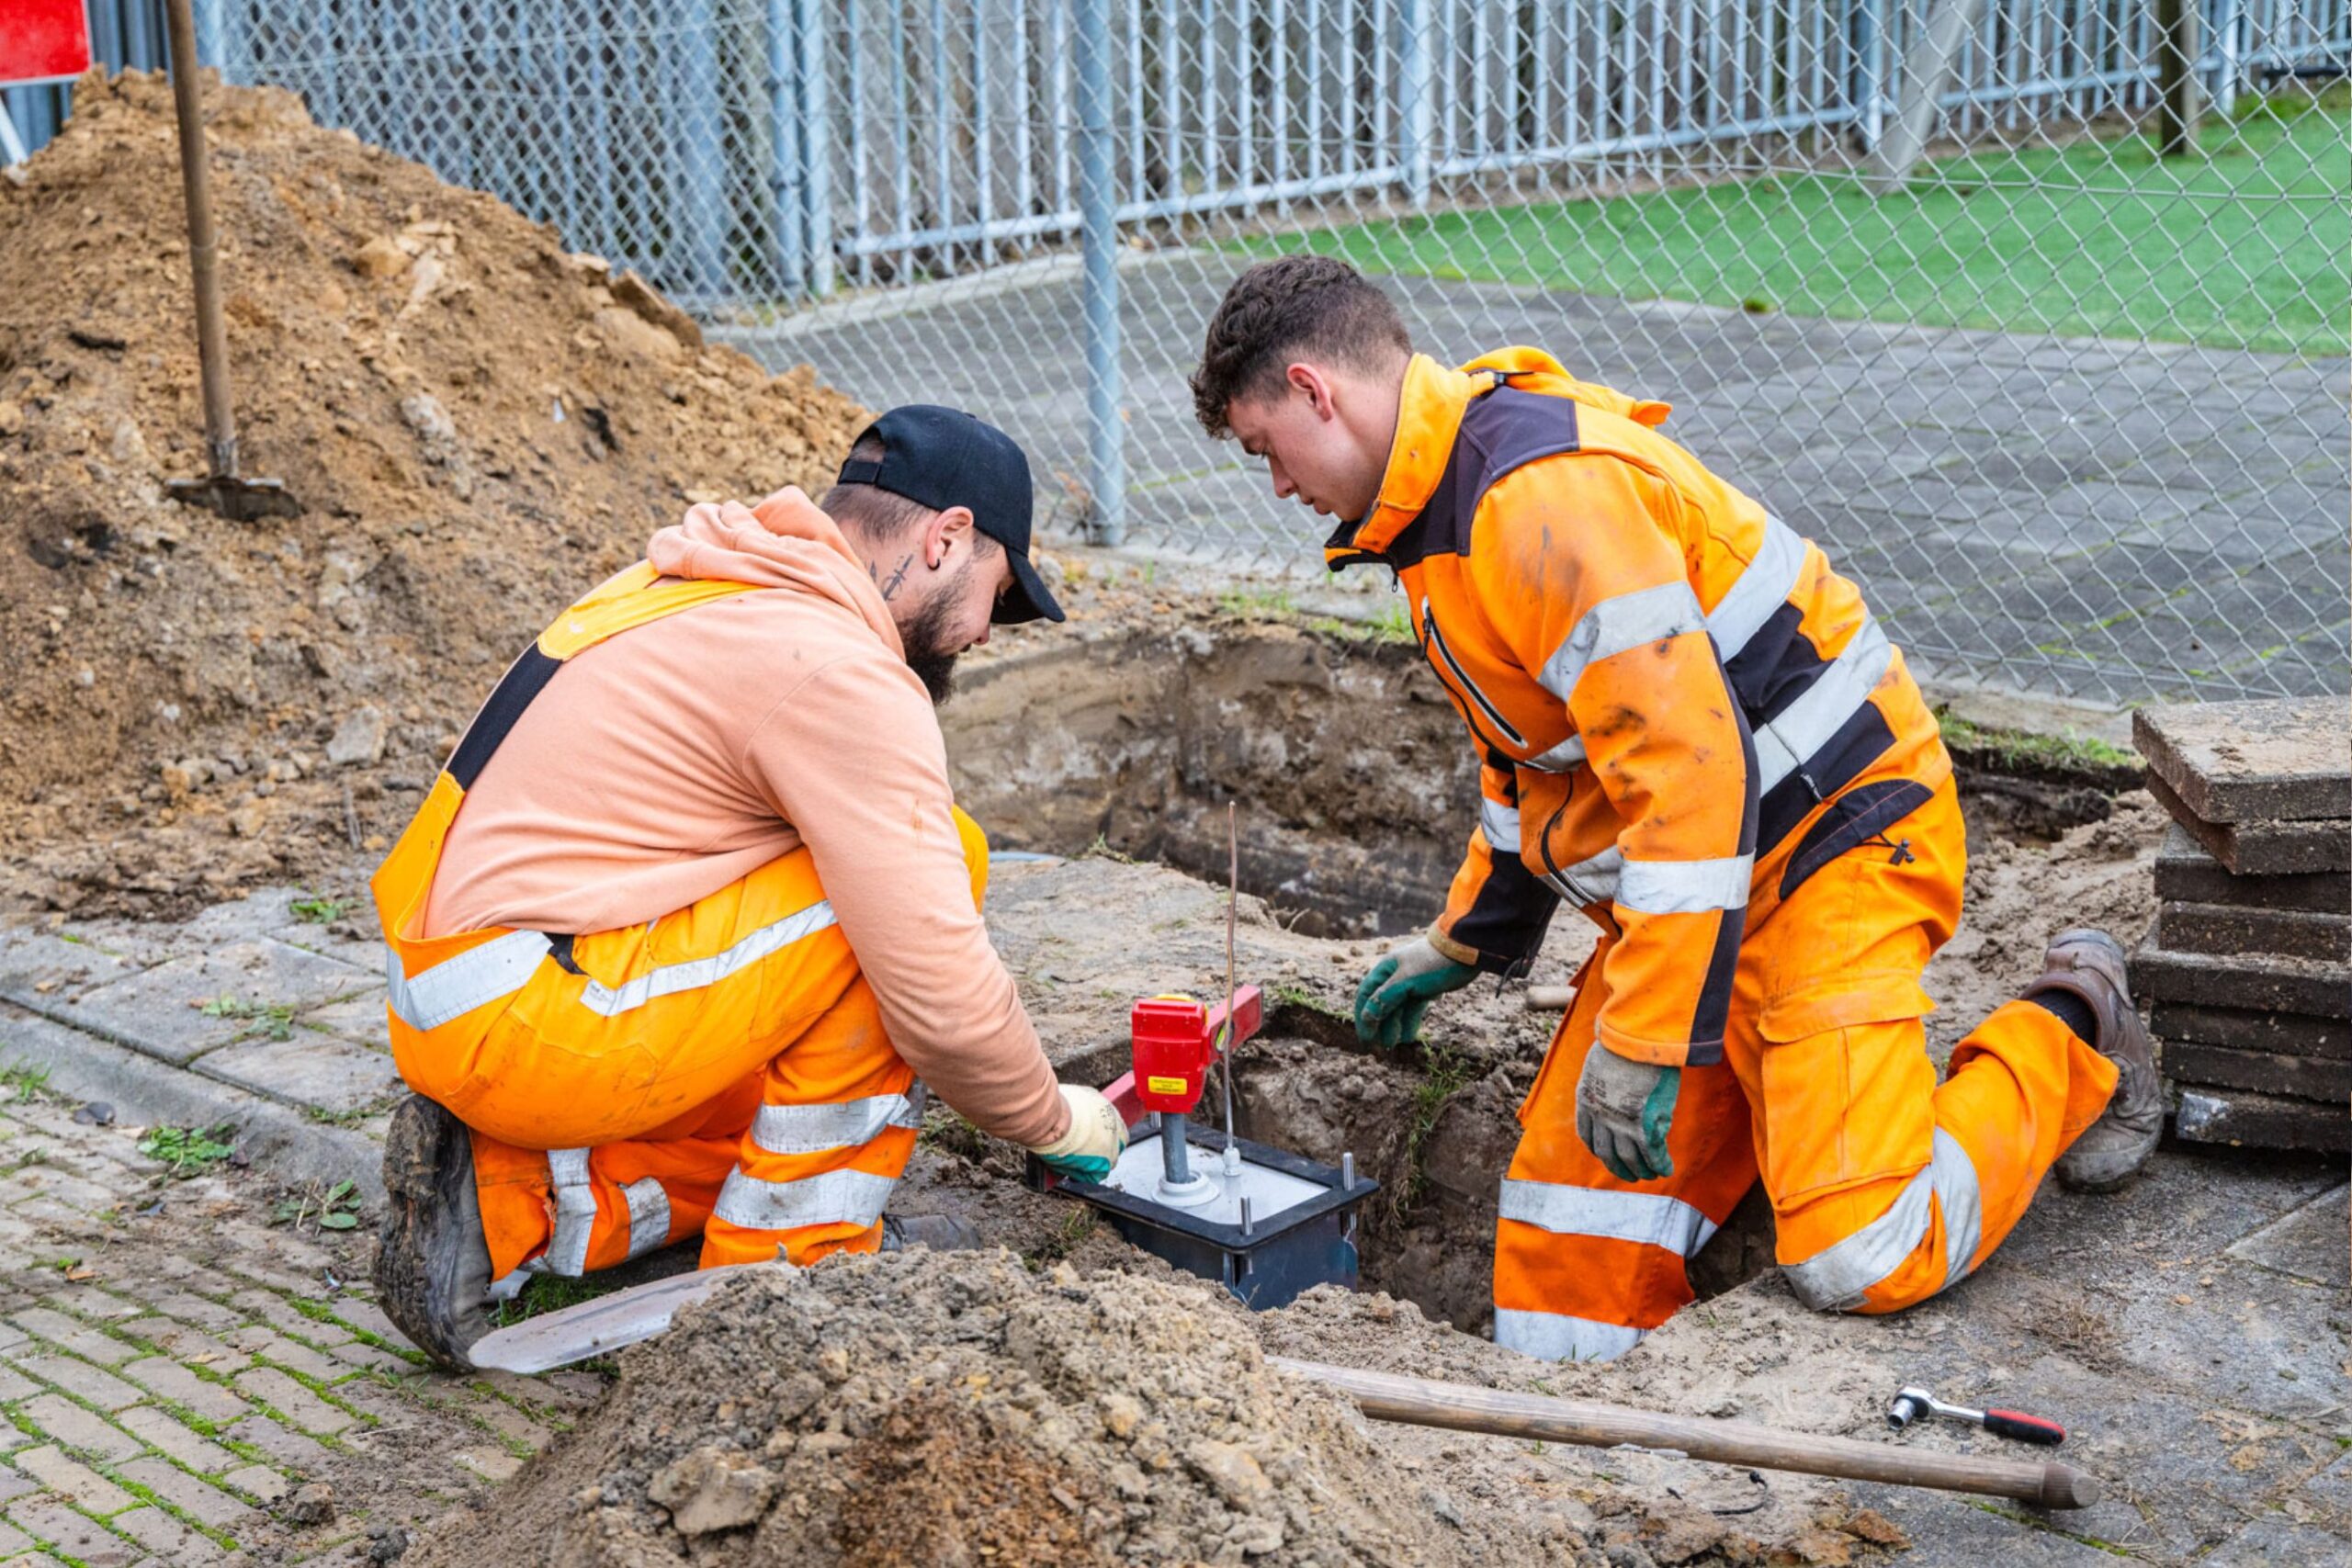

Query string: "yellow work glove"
[[1024, 1084, 1128, 1182]]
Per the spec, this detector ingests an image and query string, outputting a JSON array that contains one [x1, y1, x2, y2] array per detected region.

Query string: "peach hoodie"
[[420, 489, 1067, 1148]]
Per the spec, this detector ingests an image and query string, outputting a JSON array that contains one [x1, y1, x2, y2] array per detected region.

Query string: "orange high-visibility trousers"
[[392, 810, 990, 1283], [1492, 777, 2119, 1359]]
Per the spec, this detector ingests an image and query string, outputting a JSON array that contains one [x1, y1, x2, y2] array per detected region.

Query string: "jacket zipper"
[[1421, 602, 1527, 749]]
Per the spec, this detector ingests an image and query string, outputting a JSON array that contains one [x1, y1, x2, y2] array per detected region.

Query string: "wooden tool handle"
[[1522, 985, 1577, 1012], [1272, 1358, 2101, 1511]]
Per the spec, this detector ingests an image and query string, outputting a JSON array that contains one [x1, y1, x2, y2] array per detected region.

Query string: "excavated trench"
[[943, 622, 2120, 1332]]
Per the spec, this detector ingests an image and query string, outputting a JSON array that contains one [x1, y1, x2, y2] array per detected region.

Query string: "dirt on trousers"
[[0, 69, 868, 920], [409, 1248, 1908, 1568]]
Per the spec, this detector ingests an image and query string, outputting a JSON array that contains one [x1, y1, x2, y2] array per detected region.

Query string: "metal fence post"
[[800, 0, 835, 296], [1401, 0, 1432, 208], [1864, 0, 1990, 192], [2156, 0, 2201, 157], [769, 0, 808, 295], [1076, 0, 1125, 545], [1852, 0, 1886, 153]]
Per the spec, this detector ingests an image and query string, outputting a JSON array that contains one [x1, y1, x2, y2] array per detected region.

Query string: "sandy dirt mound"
[[415, 1249, 1546, 1567], [0, 69, 866, 918]]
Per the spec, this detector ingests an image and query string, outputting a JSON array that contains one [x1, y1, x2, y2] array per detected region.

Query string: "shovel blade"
[[469, 1260, 789, 1374]]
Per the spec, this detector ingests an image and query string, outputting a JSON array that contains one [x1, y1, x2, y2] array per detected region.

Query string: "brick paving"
[[0, 1080, 605, 1564]]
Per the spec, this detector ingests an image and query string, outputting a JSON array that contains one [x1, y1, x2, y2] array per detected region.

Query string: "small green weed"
[[290, 894, 348, 925], [0, 1060, 53, 1101], [139, 1123, 238, 1178], [273, 1179, 364, 1232], [198, 995, 299, 1043]]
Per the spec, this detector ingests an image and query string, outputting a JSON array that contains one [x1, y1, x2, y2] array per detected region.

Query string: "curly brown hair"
[[1189, 255, 1412, 439]]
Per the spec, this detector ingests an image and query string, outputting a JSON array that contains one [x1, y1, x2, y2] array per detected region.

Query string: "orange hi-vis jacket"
[[1329, 349, 1951, 1069]]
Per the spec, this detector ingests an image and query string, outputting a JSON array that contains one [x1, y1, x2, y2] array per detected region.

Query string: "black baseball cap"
[[836, 405, 1065, 626]]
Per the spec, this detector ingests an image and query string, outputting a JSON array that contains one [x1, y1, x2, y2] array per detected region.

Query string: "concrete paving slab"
[[2204, 1515, 2352, 1565], [2166, 1042, 2352, 1104], [2134, 698, 2352, 825], [298, 994, 390, 1053], [2175, 1086, 2351, 1155], [2223, 1183, 2350, 1292], [2152, 1002, 2351, 1061], [2132, 931, 2351, 1020], [2156, 900, 2350, 963], [0, 931, 141, 1006], [2147, 773, 2352, 876], [195, 1032, 401, 1115], [2154, 824, 2351, 913], [45, 940, 377, 1066]]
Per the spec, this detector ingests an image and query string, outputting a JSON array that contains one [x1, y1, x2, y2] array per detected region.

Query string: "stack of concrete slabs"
[[2132, 698, 2348, 1152]]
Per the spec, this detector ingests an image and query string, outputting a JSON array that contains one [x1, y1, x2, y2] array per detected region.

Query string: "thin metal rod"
[[1220, 801, 1238, 1147], [163, 0, 238, 481]]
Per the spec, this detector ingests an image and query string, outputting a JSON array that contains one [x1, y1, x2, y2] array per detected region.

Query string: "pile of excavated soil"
[[0, 70, 868, 918], [413, 1249, 1569, 1567]]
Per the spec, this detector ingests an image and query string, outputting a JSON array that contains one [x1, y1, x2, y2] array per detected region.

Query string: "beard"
[[896, 581, 967, 707]]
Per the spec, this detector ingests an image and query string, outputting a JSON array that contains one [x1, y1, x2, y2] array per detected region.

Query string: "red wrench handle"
[[1984, 1409, 2066, 1447]]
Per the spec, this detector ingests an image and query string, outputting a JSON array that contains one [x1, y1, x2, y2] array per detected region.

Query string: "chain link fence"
[[12, 0, 2347, 704]]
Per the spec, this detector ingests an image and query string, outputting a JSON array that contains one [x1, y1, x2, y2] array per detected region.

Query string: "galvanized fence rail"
[[7, 1, 2347, 705]]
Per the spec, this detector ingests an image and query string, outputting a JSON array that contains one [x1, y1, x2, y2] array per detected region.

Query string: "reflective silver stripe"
[[1930, 1128, 1984, 1287], [576, 901, 838, 1018], [1536, 581, 1709, 702], [1704, 514, 1810, 663], [543, 1147, 596, 1278], [1494, 1307, 1647, 1362], [710, 1166, 898, 1235], [1781, 1159, 1934, 1312], [1498, 1179, 1720, 1258], [621, 1178, 673, 1262], [1541, 845, 1623, 907], [1478, 797, 1522, 854], [1523, 733, 1586, 773], [384, 930, 550, 1032], [748, 1094, 923, 1157], [1614, 854, 1754, 916], [1754, 617, 1894, 794]]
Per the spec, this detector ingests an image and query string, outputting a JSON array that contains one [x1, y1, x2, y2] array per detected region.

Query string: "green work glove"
[[1024, 1084, 1129, 1182], [1575, 1047, 1681, 1183], [1353, 936, 1477, 1049]]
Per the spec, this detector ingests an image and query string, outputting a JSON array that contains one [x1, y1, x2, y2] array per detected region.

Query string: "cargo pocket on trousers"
[[1755, 973, 1938, 1203]]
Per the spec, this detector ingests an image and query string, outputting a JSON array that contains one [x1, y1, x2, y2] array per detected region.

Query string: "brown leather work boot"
[[376, 1094, 496, 1369], [2032, 930, 2164, 1192]]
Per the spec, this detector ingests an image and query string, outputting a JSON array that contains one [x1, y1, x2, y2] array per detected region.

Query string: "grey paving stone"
[[2, 1499, 138, 1566], [294, 992, 391, 1052], [2166, 1041, 2352, 1103], [223, 1291, 351, 1349], [17, 1394, 139, 1463], [115, 1406, 236, 1473], [2148, 773, 2352, 876], [57, 941, 377, 1066], [108, 1506, 224, 1566], [222, 1327, 341, 1383], [2132, 931, 2351, 1020], [196, 1032, 401, 1115], [115, 1457, 254, 1529], [117, 1359, 250, 1425], [38, 1288, 142, 1324], [0, 931, 141, 1005], [140, 1294, 243, 1337], [2154, 824, 2352, 912], [0, 1516, 30, 1556], [322, 1297, 413, 1351], [2203, 1515, 2352, 1565], [2134, 698, 2352, 825], [2157, 900, 2351, 964], [2175, 1085, 2351, 1156], [2225, 1184, 2352, 1292], [218, 1462, 289, 1504], [230, 1368, 352, 1437], [6, 1309, 136, 1368], [10, 1444, 136, 1513], [6, 1353, 141, 1411], [112, 1318, 248, 1371], [220, 1415, 330, 1472]]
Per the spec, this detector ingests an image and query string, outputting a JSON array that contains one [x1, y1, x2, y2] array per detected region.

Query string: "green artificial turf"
[[1243, 88, 2349, 356]]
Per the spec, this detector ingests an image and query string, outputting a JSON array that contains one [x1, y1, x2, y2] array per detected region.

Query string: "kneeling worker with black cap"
[[369, 405, 1127, 1369]]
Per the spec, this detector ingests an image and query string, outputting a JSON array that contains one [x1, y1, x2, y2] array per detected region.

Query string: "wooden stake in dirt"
[[1274, 1359, 2101, 1511], [1217, 802, 1239, 1141], [161, 0, 298, 521]]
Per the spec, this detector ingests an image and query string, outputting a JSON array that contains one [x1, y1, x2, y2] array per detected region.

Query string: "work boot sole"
[[376, 1094, 495, 1370], [2037, 930, 2164, 1194]]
